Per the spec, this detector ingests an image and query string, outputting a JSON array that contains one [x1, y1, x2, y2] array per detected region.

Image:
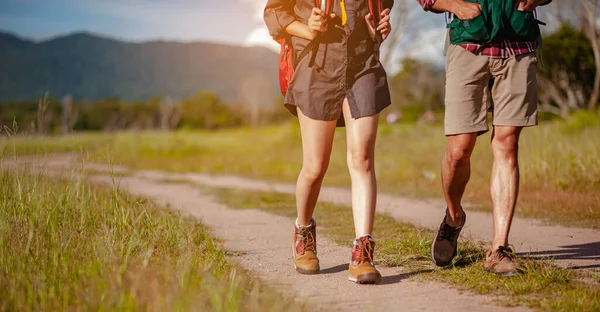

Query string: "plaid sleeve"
[[416, 0, 438, 11]]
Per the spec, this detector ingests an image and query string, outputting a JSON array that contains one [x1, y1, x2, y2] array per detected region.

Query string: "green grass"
[[3, 114, 600, 228], [206, 186, 600, 311], [0, 166, 301, 311]]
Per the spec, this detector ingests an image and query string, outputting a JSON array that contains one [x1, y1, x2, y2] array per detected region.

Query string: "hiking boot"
[[348, 235, 382, 284], [431, 208, 466, 267], [293, 219, 320, 274], [484, 246, 521, 276]]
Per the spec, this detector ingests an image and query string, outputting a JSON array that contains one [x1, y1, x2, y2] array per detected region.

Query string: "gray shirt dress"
[[264, 0, 394, 126]]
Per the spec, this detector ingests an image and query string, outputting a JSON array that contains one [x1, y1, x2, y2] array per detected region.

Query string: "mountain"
[[0, 31, 279, 102]]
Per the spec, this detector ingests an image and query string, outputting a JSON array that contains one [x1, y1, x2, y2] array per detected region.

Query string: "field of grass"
[[3, 111, 600, 228], [206, 186, 600, 311], [0, 165, 301, 311]]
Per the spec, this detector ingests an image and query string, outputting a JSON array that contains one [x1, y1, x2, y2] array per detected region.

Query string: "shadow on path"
[[517, 241, 600, 269], [320, 264, 347, 275], [381, 269, 434, 285]]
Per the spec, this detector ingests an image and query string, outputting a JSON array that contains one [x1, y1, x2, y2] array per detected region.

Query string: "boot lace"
[[494, 246, 514, 260], [355, 238, 374, 263], [439, 223, 456, 241], [297, 227, 316, 252]]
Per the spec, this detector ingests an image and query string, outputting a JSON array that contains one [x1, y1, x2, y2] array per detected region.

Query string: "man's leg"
[[431, 44, 490, 267], [490, 126, 522, 250], [483, 52, 537, 276], [442, 133, 478, 227]]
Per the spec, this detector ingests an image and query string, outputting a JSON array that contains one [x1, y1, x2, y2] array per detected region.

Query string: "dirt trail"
[[4, 155, 529, 312], [15, 154, 600, 271]]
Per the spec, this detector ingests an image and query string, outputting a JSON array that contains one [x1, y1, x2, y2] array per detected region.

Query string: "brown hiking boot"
[[431, 209, 466, 267], [484, 246, 521, 276], [293, 219, 320, 274], [348, 235, 382, 284]]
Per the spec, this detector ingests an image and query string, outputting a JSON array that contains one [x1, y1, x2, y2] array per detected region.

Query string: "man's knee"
[[492, 128, 521, 157], [446, 135, 477, 166]]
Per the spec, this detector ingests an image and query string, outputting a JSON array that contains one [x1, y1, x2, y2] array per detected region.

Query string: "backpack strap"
[[295, 40, 316, 68], [443, 12, 454, 56], [368, 0, 383, 62], [308, 0, 334, 67]]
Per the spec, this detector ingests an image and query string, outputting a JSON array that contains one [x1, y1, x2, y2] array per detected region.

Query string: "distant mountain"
[[0, 31, 279, 102]]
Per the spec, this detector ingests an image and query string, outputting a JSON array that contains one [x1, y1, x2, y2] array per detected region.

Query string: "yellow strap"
[[340, 0, 347, 26]]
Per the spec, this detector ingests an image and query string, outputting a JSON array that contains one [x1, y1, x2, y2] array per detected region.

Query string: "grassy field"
[[3, 111, 600, 228], [207, 186, 600, 311], [0, 165, 301, 311]]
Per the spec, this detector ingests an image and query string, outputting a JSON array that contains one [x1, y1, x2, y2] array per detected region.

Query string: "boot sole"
[[348, 273, 382, 285], [295, 266, 320, 275], [292, 243, 320, 275]]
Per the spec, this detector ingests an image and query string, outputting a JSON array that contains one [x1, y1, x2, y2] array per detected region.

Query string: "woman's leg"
[[342, 99, 379, 237], [296, 108, 337, 226]]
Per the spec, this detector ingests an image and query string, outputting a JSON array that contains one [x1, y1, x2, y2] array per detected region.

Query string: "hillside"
[[0, 31, 279, 102]]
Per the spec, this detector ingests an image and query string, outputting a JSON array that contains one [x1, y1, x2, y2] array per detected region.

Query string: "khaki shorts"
[[444, 44, 538, 136]]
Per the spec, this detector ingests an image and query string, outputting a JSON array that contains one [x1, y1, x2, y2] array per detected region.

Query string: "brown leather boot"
[[293, 219, 320, 274], [348, 235, 382, 284]]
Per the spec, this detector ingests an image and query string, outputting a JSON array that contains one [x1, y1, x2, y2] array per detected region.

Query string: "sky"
[[0, 0, 557, 71], [0, 0, 267, 44]]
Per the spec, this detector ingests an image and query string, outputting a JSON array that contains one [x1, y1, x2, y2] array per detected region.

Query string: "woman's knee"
[[347, 149, 374, 173], [300, 161, 329, 182]]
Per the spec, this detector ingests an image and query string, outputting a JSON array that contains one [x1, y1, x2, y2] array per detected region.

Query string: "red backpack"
[[277, 37, 294, 96]]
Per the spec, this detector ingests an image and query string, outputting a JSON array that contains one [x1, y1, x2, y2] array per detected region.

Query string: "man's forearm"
[[430, 0, 461, 13]]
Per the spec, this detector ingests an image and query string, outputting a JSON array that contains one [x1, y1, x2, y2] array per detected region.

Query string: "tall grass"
[[0, 166, 299, 311]]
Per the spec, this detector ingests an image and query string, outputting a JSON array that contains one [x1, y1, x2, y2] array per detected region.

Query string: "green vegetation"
[[540, 25, 597, 116], [0, 166, 300, 311], [207, 187, 600, 311], [6, 111, 599, 228], [0, 91, 290, 134]]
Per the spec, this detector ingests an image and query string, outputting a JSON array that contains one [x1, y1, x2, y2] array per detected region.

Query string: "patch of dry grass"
[[3, 112, 600, 228]]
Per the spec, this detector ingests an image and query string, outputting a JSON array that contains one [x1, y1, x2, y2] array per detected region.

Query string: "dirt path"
[[16, 154, 600, 271], [4, 156, 528, 312]]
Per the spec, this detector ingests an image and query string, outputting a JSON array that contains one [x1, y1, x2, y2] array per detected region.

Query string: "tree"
[[545, 1, 600, 111], [158, 97, 181, 131], [179, 92, 237, 130], [580, 0, 600, 110], [36, 93, 53, 135], [239, 73, 273, 127], [538, 25, 596, 116], [60, 94, 78, 135], [381, 0, 409, 67], [388, 58, 444, 118]]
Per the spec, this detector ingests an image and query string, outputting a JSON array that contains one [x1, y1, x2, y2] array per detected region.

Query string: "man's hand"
[[452, 0, 482, 20], [515, 0, 547, 11], [366, 8, 392, 41]]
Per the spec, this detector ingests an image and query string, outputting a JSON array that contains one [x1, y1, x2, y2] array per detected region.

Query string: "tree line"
[[0, 92, 291, 135]]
